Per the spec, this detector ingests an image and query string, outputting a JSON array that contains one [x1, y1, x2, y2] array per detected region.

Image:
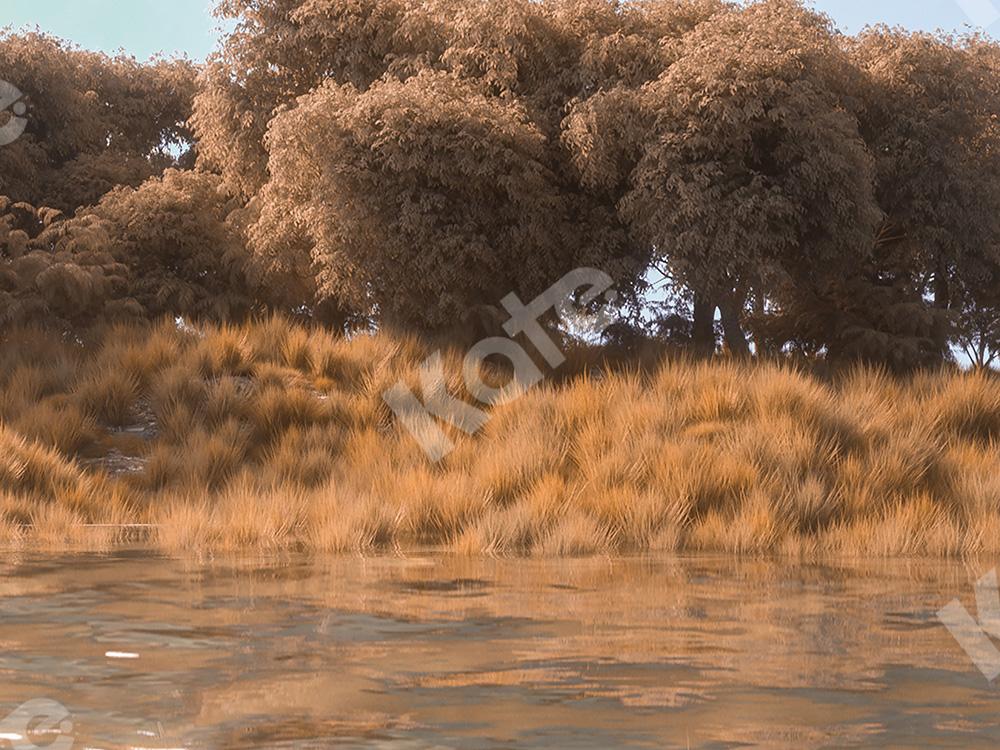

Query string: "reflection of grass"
[[2, 317, 1000, 555]]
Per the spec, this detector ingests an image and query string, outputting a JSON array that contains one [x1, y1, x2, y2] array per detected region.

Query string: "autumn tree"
[[192, 0, 413, 199], [7, 0, 999, 368], [851, 28, 1000, 358], [568, 0, 882, 356], [0, 31, 197, 212], [195, 0, 671, 331], [86, 170, 253, 321], [194, 0, 726, 191], [954, 267, 1000, 369], [1, 170, 255, 330], [0, 197, 129, 329], [252, 71, 638, 331]]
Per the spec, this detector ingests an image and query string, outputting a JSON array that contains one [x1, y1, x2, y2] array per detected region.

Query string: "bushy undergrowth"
[[1, 318, 999, 557]]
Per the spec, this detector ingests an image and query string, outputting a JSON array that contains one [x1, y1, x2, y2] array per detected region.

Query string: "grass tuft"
[[1, 320, 999, 556]]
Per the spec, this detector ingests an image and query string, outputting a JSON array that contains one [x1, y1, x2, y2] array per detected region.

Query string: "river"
[[0, 552, 996, 748]]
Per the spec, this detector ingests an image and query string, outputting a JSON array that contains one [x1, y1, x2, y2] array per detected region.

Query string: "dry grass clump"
[[75, 367, 140, 427], [156, 476, 306, 551], [87, 321, 185, 387], [11, 398, 96, 455], [307, 482, 397, 553], [142, 420, 250, 491], [260, 426, 340, 489], [926, 372, 1000, 444], [0, 423, 134, 550], [2, 319, 1000, 556], [190, 324, 254, 379]]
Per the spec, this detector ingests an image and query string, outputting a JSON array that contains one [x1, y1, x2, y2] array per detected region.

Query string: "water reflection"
[[0, 553, 996, 748]]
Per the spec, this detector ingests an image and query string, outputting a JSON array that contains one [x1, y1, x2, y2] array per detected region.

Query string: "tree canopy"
[[0, 31, 196, 213], [3, 0, 1000, 369]]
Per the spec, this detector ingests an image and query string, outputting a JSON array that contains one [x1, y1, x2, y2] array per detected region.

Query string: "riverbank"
[[1, 318, 998, 556]]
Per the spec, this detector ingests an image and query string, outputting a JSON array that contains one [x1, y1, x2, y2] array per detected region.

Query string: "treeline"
[[2, 0, 999, 369]]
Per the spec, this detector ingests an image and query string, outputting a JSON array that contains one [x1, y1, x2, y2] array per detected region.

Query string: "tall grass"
[[1, 318, 999, 557]]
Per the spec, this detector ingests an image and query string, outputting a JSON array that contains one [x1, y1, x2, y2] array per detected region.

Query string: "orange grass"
[[0, 318, 998, 557]]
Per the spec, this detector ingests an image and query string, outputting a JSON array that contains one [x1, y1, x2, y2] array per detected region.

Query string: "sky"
[[2, 0, 225, 60], [1, 0, 998, 61]]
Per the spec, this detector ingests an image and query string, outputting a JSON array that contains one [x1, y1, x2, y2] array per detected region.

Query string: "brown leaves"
[[0, 31, 197, 212], [253, 70, 631, 330]]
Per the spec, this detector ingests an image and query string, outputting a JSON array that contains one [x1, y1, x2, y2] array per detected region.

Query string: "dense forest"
[[2, 0, 999, 370]]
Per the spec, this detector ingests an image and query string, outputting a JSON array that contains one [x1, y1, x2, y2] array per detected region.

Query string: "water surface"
[[0, 552, 997, 748]]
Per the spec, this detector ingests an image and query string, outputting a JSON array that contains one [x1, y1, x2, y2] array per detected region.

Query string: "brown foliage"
[[253, 70, 639, 329], [0, 172, 253, 328], [87, 170, 254, 320], [0, 32, 197, 213], [3, 2, 1000, 366], [0, 198, 128, 329]]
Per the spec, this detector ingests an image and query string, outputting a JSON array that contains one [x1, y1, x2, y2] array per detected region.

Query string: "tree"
[[0, 197, 129, 330], [86, 170, 253, 321], [0, 31, 197, 212], [1, 170, 256, 329], [252, 71, 638, 331], [7, 0, 999, 367], [197, 0, 660, 331], [851, 28, 1000, 357], [754, 239, 951, 370], [192, 0, 413, 199], [192, 0, 698, 198], [570, 0, 882, 357], [955, 269, 1000, 369]]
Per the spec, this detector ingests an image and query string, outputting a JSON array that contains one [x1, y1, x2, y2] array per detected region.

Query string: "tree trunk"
[[719, 292, 751, 358], [692, 293, 716, 357]]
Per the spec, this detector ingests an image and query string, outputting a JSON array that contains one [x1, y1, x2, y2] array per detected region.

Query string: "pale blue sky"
[[2, 1, 997, 61], [2, 0, 224, 60]]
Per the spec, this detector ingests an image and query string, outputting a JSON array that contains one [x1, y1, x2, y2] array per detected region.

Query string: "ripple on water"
[[0, 553, 995, 749]]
